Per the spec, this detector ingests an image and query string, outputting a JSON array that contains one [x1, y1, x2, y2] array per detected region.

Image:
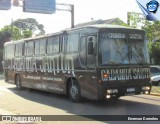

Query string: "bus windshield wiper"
[[119, 51, 145, 65], [130, 50, 145, 64]]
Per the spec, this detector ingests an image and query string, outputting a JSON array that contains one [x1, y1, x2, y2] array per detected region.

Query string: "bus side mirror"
[[88, 41, 93, 55]]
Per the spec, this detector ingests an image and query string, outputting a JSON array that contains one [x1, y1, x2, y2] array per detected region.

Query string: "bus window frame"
[[47, 36, 60, 54], [66, 33, 79, 53], [15, 43, 23, 57], [25, 41, 34, 56]]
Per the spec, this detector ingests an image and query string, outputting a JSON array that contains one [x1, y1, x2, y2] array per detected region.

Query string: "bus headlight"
[[145, 91, 149, 94], [107, 89, 118, 94], [106, 95, 111, 99], [142, 86, 150, 91]]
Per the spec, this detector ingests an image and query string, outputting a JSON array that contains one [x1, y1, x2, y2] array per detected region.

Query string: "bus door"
[[79, 35, 97, 69], [79, 35, 98, 99], [87, 36, 97, 68]]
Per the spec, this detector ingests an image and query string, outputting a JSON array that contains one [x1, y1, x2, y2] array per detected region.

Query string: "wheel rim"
[[70, 84, 78, 99]]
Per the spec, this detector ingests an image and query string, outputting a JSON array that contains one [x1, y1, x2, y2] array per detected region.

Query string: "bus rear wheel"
[[68, 79, 81, 102], [15, 75, 22, 89]]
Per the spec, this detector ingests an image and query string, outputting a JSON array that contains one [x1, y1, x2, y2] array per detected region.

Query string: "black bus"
[[3, 24, 151, 102]]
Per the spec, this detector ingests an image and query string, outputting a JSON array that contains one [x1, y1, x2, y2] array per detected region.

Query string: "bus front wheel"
[[68, 79, 81, 102], [15, 75, 22, 89]]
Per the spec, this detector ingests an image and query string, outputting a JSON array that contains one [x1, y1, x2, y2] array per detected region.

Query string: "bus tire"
[[15, 74, 22, 89], [68, 79, 81, 102]]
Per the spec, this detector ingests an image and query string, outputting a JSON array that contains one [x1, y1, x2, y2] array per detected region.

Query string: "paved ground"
[[0, 79, 160, 124]]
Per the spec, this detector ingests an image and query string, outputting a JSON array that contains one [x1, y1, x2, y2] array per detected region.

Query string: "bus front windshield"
[[99, 32, 149, 65]]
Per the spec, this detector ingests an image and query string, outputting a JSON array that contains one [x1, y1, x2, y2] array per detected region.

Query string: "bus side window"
[[87, 36, 96, 55], [87, 36, 97, 67], [88, 41, 93, 55], [47, 36, 60, 54], [61, 35, 67, 53], [80, 37, 87, 67], [15, 44, 22, 57], [25, 41, 34, 56], [35, 40, 40, 55], [40, 39, 46, 54], [67, 33, 79, 53], [9, 45, 15, 59], [4, 46, 8, 59]]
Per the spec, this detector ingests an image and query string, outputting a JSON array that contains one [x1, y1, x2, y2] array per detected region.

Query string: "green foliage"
[[151, 86, 160, 94], [0, 31, 11, 48], [1, 25, 23, 41], [148, 41, 160, 64], [11, 18, 45, 36], [23, 30, 32, 38], [128, 12, 160, 64], [143, 22, 160, 64], [128, 12, 145, 28], [0, 18, 44, 43], [143, 21, 160, 42], [0, 18, 45, 72], [112, 18, 129, 27]]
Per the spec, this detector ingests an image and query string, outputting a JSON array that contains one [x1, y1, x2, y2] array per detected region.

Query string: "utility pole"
[[70, 4, 74, 28], [11, 18, 13, 40], [56, 3, 75, 28]]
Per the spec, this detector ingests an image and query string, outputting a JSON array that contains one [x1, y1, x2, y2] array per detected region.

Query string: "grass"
[[151, 86, 160, 94]]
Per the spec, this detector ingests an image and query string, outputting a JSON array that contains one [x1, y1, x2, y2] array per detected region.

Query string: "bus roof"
[[4, 24, 144, 47], [64, 24, 144, 32], [4, 32, 62, 46]]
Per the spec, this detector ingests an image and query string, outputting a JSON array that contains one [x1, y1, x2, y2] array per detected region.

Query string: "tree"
[[112, 18, 129, 27], [0, 31, 11, 49], [22, 30, 32, 38], [143, 22, 160, 64], [128, 12, 160, 64], [0, 30, 12, 72], [11, 18, 45, 36], [0, 18, 43, 72], [148, 41, 160, 64], [143, 22, 160, 42], [128, 12, 145, 28], [0, 25, 22, 41]]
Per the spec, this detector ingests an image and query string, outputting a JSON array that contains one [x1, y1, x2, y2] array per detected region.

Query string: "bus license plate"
[[127, 88, 135, 92]]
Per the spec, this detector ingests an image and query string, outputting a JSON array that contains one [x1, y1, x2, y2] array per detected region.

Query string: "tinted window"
[[35, 40, 40, 55], [15, 44, 22, 56], [67, 33, 79, 52], [47, 36, 59, 54], [80, 37, 86, 66], [35, 39, 46, 55], [5, 45, 15, 59], [40, 39, 46, 54], [25, 41, 34, 56]]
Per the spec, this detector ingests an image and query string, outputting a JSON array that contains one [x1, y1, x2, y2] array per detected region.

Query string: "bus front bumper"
[[100, 85, 151, 100]]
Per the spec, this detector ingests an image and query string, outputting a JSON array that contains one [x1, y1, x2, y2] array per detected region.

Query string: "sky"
[[0, 0, 142, 34]]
